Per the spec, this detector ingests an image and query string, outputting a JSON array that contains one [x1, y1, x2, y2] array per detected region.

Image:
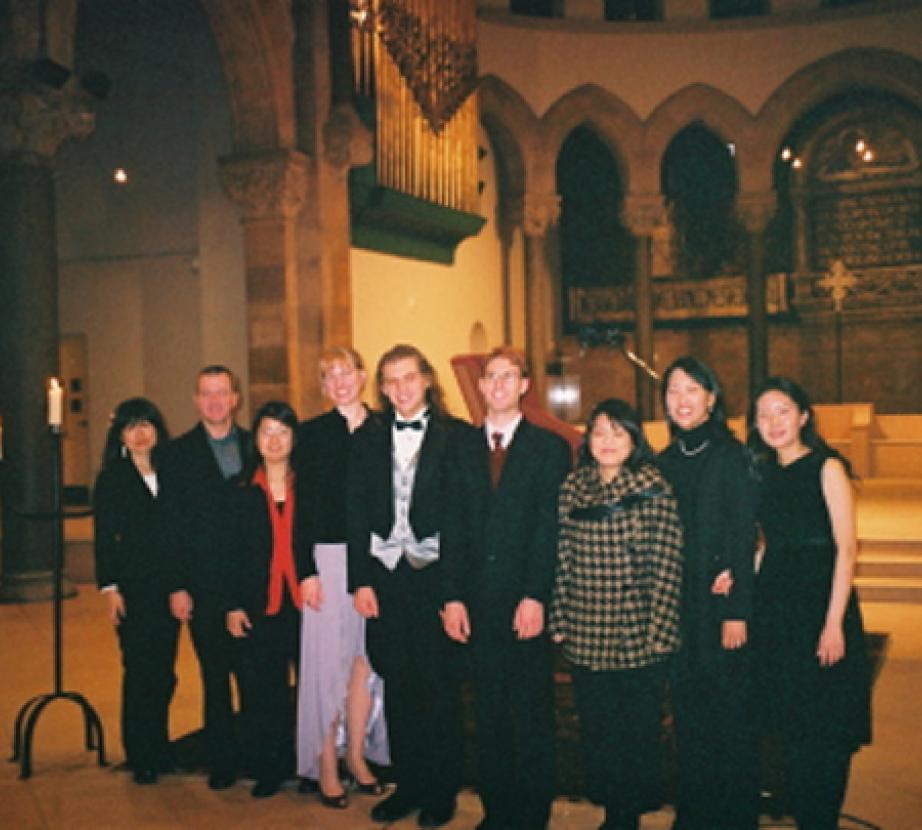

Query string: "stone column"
[[0, 63, 94, 601], [521, 192, 561, 404], [737, 190, 777, 394], [622, 193, 667, 421], [219, 149, 309, 414]]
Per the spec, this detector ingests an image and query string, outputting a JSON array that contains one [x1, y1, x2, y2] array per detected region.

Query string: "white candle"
[[48, 378, 64, 428]]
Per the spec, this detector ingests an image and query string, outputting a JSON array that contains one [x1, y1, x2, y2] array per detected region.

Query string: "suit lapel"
[[413, 416, 447, 500]]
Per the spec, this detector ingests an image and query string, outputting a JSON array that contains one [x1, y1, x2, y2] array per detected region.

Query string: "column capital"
[[736, 190, 777, 235], [219, 149, 310, 220], [622, 193, 668, 237], [0, 62, 94, 164], [521, 192, 561, 238], [322, 103, 373, 170]]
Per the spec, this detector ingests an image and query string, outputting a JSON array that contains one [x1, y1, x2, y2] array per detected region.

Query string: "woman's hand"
[[227, 609, 251, 638], [353, 586, 379, 619], [301, 576, 323, 611], [105, 590, 126, 625], [711, 568, 733, 596], [817, 623, 846, 667], [721, 619, 747, 650]]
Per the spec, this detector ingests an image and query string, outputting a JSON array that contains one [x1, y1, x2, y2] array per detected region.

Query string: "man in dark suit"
[[445, 347, 571, 830], [348, 344, 466, 829], [160, 365, 248, 789]]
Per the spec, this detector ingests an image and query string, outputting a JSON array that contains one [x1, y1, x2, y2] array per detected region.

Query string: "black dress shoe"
[[251, 778, 282, 799], [207, 771, 236, 790], [297, 777, 319, 794], [371, 790, 418, 823], [418, 801, 456, 828], [132, 768, 158, 785]]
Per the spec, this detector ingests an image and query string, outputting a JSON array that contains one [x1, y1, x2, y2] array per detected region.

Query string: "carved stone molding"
[[322, 103, 373, 171], [522, 192, 561, 238], [622, 193, 667, 237], [219, 149, 309, 220], [736, 190, 777, 235], [0, 62, 94, 164]]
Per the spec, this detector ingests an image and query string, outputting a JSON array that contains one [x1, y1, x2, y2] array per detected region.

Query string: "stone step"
[[855, 576, 922, 604]]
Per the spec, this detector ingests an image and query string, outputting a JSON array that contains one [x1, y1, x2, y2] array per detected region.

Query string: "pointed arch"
[[478, 74, 540, 201], [752, 48, 922, 189], [644, 84, 756, 192], [541, 84, 643, 194]]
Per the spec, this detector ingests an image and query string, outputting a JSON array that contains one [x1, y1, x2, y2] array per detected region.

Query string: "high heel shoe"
[[319, 788, 349, 809], [352, 777, 385, 796]]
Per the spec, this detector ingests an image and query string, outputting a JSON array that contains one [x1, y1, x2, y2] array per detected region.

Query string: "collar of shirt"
[[484, 413, 522, 451], [392, 408, 429, 464]]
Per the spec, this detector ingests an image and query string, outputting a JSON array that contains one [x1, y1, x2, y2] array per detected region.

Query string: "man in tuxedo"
[[444, 347, 571, 830], [161, 365, 248, 789], [348, 344, 466, 829]]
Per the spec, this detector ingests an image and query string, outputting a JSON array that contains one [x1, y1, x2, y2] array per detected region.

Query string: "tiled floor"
[[1, 589, 920, 830]]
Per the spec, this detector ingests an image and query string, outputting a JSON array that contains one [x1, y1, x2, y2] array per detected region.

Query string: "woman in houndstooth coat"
[[550, 398, 683, 830]]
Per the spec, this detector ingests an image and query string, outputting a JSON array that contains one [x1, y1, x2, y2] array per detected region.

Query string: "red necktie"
[[489, 431, 507, 489]]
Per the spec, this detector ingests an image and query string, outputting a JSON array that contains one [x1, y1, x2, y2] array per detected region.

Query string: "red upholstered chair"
[[450, 353, 582, 462]]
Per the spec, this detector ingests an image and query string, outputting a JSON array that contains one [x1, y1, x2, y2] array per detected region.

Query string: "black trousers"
[[571, 662, 666, 820], [366, 559, 463, 810], [234, 601, 300, 781], [116, 591, 179, 771], [782, 739, 852, 830], [188, 593, 238, 774], [470, 616, 556, 828], [671, 648, 760, 830]]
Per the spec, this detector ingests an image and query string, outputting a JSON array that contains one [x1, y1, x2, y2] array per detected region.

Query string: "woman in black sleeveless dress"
[[748, 377, 871, 830]]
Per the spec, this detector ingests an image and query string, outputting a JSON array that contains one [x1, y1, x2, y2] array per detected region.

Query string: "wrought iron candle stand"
[[9, 423, 106, 778]]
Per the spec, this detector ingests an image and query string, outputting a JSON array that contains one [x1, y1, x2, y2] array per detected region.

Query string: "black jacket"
[[93, 457, 170, 595], [450, 418, 571, 620], [159, 422, 249, 595], [346, 411, 467, 601]]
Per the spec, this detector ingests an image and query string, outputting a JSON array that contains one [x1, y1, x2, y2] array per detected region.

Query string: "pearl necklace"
[[678, 438, 710, 457]]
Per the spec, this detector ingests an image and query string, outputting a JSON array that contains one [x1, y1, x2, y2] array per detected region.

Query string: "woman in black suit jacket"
[[94, 397, 177, 785], [657, 357, 759, 830], [225, 400, 306, 799]]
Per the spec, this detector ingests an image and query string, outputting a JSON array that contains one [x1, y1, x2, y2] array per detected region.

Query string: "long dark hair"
[[578, 398, 655, 472], [375, 343, 445, 417], [661, 355, 733, 439], [243, 400, 299, 481], [747, 376, 854, 477], [101, 397, 170, 471]]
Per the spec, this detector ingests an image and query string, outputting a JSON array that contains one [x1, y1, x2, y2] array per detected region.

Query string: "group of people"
[[93, 344, 871, 830]]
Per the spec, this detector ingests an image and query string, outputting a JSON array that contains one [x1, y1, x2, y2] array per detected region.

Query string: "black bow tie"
[[394, 419, 424, 431]]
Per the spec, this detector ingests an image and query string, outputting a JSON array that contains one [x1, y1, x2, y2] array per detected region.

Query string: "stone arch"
[[643, 84, 756, 193], [478, 74, 539, 203], [754, 48, 922, 191], [199, 0, 296, 151], [541, 83, 643, 195]]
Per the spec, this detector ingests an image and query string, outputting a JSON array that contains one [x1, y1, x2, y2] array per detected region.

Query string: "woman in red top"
[[225, 401, 307, 798]]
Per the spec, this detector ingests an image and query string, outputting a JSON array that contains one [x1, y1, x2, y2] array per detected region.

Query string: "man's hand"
[[105, 590, 126, 625], [169, 589, 194, 622], [711, 568, 733, 596], [301, 576, 323, 611], [353, 586, 379, 619], [226, 609, 252, 638], [513, 597, 545, 640], [441, 601, 471, 644]]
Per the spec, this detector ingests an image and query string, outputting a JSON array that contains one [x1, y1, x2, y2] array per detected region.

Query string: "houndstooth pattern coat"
[[549, 462, 684, 671]]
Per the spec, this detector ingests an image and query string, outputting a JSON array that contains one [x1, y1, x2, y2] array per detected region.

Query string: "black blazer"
[[346, 412, 467, 601], [223, 479, 311, 619], [93, 457, 170, 596], [159, 422, 249, 595], [449, 418, 571, 620]]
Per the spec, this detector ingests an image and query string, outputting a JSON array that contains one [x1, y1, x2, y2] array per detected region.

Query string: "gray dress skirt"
[[296, 542, 390, 779]]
